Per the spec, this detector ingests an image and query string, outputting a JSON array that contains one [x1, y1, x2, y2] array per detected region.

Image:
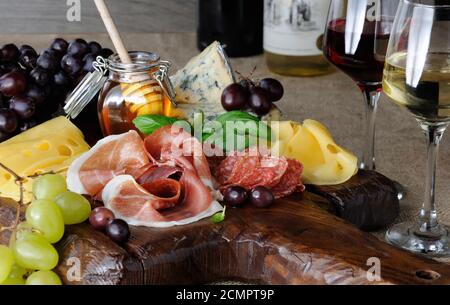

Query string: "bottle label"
[[264, 0, 330, 56]]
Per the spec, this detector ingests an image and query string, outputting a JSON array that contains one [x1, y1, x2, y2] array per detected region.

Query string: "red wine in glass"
[[324, 18, 391, 89]]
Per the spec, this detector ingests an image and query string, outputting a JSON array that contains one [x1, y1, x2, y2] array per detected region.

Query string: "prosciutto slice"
[[67, 129, 222, 227]]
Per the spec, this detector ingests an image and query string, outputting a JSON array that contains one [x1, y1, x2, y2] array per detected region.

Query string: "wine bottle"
[[197, 0, 264, 58], [264, 0, 333, 76]]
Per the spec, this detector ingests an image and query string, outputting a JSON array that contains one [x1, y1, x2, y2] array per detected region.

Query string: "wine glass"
[[323, 0, 404, 198], [383, 0, 450, 256]]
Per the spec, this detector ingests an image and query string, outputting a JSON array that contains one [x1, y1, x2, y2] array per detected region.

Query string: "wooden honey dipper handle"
[[93, 0, 132, 64]]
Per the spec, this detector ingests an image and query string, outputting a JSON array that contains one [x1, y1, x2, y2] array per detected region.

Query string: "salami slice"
[[271, 159, 305, 199]]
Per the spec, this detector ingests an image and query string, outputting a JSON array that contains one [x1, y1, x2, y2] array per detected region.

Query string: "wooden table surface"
[[0, 32, 449, 266]]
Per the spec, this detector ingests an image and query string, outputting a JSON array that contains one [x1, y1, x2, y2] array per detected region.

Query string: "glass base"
[[386, 222, 450, 257]]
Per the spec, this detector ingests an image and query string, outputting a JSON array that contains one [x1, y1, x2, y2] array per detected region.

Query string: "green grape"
[[32, 174, 67, 200], [26, 199, 65, 243], [15, 222, 34, 241], [0, 245, 14, 284], [54, 191, 91, 225], [1, 264, 27, 285], [26, 270, 62, 285], [12, 233, 59, 270]]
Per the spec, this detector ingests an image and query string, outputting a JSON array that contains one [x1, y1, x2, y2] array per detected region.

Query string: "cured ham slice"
[[216, 148, 305, 199], [67, 127, 223, 228], [67, 131, 149, 196], [102, 175, 222, 228]]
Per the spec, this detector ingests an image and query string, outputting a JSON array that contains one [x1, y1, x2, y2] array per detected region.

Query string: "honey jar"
[[65, 51, 176, 136]]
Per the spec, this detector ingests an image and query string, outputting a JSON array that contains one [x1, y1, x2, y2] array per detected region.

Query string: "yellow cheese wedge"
[[270, 120, 358, 186], [0, 117, 89, 202]]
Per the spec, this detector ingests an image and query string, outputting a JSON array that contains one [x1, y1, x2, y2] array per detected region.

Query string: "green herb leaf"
[[215, 111, 260, 126], [211, 206, 226, 224], [133, 115, 188, 135]]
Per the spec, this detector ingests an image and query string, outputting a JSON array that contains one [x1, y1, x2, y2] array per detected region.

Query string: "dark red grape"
[[0, 130, 12, 142], [221, 83, 248, 111], [67, 39, 89, 58], [19, 119, 38, 132], [0, 94, 5, 108], [82, 53, 96, 72], [89, 207, 115, 231], [1, 44, 19, 62], [223, 186, 248, 208], [100, 48, 114, 59], [26, 84, 47, 105], [0, 108, 18, 133], [54, 70, 71, 88], [19, 49, 38, 70], [30, 67, 51, 87], [9, 95, 36, 119], [250, 186, 274, 208], [0, 71, 27, 97], [1, 62, 22, 73], [19, 44, 36, 55], [50, 38, 68, 54], [260, 78, 284, 102], [37, 52, 58, 72], [61, 54, 82, 76], [88, 41, 102, 55], [106, 219, 130, 244], [248, 87, 272, 116]]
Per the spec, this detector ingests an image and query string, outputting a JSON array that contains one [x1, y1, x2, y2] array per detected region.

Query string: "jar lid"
[[64, 55, 177, 119]]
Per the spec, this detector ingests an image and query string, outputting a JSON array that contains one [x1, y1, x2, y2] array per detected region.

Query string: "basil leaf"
[[133, 115, 187, 135], [211, 206, 226, 224], [216, 111, 260, 126]]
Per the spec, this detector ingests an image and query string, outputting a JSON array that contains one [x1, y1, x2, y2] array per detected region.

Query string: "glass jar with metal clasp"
[[65, 51, 176, 136]]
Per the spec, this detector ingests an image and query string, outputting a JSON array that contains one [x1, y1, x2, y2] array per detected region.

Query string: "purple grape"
[[0, 71, 27, 97], [61, 54, 82, 76], [1, 44, 20, 62], [88, 41, 102, 55], [0, 108, 18, 133], [67, 39, 89, 58], [82, 53, 96, 72], [248, 87, 272, 116], [50, 38, 68, 54], [37, 52, 58, 71], [19, 49, 38, 70], [9, 95, 36, 119], [1, 62, 22, 73], [250, 186, 274, 208], [221, 83, 248, 111], [223, 186, 248, 208], [0, 130, 12, 142], [19, 45, 36, 55], [53, 70, 71, 88], [100, 48, 114, 59], [19, 120, 38, 132], [260, 78, 284, 102], [30, 67, 51, 87], [89, 207, 115, 231], [26, 84, 47, 105], [106, 219, 130, 244]]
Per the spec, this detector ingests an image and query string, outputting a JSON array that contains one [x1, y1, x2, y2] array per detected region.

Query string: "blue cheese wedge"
[[170, 41, 235, 121]]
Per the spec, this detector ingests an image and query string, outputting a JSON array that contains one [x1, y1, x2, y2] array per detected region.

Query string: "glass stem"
[[418, 122, 448, 235], [360, 88, 381, 171]]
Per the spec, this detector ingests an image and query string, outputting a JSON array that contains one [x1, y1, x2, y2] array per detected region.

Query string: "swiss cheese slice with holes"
[[0, 116, 90, 202]]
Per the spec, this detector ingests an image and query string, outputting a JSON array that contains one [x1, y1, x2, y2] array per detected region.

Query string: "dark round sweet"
[[19, 49, 38, 70], [37, 52, 59, 71], [89, 207, 115, 231], [30, 67, 51, 87], [26, 84, 47, 105], [106, 219, 130, 244], [0, 108, 18, 133], [223, 186, 248, 208], [1, 44, 20, 62], [250, 186, 274, 208], [0, 71, 27, 97], [9, 95, 36, 119], [100, 48, 114, 59], [50, 38, 69, 54], [221, 83, 248, 111], [260, 78, 284, 102], [61, 54, 83, 76], [248, 87, 272, 116], [82, 53, 96, 72], [88, 41, 102, 56], [67, 38, 89, 58]]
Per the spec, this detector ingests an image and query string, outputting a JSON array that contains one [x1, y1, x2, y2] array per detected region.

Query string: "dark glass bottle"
[[197, 0, 264, 57]]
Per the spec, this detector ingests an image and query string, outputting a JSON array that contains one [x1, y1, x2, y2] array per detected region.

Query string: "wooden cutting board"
[[1, 170, 448, 285]]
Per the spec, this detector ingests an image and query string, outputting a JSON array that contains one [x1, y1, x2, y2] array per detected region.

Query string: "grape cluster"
[[89, 207, 130, 244], [0, 174, 92, 285], [221, 78, 284, 116], [0, 39, 113, 142]]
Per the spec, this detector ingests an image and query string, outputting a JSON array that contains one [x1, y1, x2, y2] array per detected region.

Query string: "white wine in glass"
[[383, 0, 450, 256]]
